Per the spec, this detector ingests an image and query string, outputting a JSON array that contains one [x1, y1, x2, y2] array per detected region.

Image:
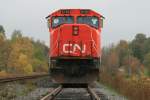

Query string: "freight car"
[[46, 9, 104, 84]]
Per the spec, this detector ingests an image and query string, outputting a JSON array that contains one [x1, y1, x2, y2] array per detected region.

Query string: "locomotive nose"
[[58, 24, 98, 57]]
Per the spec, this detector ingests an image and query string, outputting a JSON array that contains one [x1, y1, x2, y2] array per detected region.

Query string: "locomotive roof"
[[46, 9, 104, 19]]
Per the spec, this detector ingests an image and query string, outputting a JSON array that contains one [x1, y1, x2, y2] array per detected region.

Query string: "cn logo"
[[63, 44, 86, 54]]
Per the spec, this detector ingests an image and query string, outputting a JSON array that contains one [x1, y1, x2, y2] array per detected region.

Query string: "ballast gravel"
[[15, 88, 50, 100], [0, 78, 128, 100]]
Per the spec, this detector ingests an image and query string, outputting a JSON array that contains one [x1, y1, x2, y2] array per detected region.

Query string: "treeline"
[[100, 33, 150, 100], [102, 33, 150, 77], [0, 25, 49, 75]]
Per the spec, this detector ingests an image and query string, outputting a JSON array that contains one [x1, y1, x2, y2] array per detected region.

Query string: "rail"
[[0, 74, 49, 83], [41, 85, 63, 100], [40, 84, 103, 100], [87, 86, 101, 100]]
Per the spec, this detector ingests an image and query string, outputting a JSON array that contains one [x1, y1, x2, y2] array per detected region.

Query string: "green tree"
[[131, 33, 146, 62], [144, 37, 150, 54], [143, 52, 150, 76], [0, 25, 5, 38], [32, 40, 48, 72]]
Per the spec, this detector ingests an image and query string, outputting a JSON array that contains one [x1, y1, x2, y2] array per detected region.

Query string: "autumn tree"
[[0, 41, 11, 71], [101, 47, 110, 67], [0, 26, 49, 75], [108, 50, 119, 75], [0, 26, 10, 72], [102, 44, 119, 75], [124, 56, 141, 77], [7, 30, 34, 74], [18, 53, 33, 74], [116, 40, 129, 66]]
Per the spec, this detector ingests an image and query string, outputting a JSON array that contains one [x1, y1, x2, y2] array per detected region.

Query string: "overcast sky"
[[0, 0, 150, 46]]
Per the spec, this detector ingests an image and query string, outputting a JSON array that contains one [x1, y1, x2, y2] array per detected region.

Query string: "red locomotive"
[[46, 9, 104, 84]]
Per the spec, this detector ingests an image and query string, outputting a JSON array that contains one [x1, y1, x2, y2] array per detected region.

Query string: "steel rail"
[[40, 85, 63, 100], [0, 74, 49, 83], [87, 86, 101, 100], [40, 85, 103, 100]]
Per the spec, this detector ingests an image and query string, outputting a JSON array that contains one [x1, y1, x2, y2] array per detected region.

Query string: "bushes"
[[100, 71, 150, 100]]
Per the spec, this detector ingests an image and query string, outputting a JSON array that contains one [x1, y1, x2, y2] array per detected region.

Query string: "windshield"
[[52, 16, 74, 28], [77, 16, 99, 28]]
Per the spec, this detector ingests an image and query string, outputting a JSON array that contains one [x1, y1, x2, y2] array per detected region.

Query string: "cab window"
[[77, 16, 99, 29], [52, 16, 74, 28]]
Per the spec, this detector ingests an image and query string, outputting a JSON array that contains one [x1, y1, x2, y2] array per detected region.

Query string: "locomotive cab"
[[46, 9, 104, 84]]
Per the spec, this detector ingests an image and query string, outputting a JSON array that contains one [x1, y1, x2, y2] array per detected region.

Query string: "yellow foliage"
[[42, 62, 48, 72], [18, 53, 28, 66], [7, 37, 33, 71], [23, 64, 33, 74], [32, 59, 48, 72]]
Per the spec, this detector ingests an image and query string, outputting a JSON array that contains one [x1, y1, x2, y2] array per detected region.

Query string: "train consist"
[[46, 9, 104, 84]]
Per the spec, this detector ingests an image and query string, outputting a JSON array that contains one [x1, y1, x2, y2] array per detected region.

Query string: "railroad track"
[[41, 84, 108, 100], [0, 74, 49, 83], [41, 85, 63, 100]]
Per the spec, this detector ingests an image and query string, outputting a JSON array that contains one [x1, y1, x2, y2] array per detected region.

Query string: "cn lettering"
[[63, 44, 86, 54]]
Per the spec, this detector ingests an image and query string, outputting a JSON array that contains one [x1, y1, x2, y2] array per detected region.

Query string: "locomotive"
[[46, 9, 104, 84]]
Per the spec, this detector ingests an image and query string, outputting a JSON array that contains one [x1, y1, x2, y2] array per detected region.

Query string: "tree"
[[131, 33, 146, 62], [144, 37, 150, 54], [116, 40, 129, 66], [11, 30, 22, 42], [0, 25, 6, 42], [0, 25, 10, 71], [8, 33, 34, 73], [108, 51, 119, 75], [24, 64, 33, 74], [0, 25, 5, 37], [143, 52, 150, 76], [0, 41, 11, 71], [32, 40, 48, 72], [123, 55, 141, 77], [0, 27, 49, 74], [18, 53, 33, 74]]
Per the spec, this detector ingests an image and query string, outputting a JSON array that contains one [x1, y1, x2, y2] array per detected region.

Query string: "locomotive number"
[[63, 44, 86, 54]]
